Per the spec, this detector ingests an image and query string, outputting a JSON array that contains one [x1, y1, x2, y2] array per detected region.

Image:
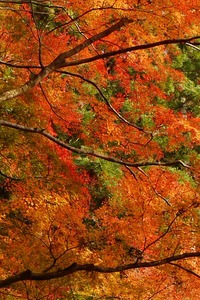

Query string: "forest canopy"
[[0, 0, 200, 299]]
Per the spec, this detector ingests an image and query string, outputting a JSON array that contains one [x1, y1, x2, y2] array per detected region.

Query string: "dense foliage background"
[[0, 0, 200, 299]]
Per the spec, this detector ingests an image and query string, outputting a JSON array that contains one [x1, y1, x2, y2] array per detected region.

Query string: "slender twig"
[[56, 70, 151, 134], [143, 217, 177, 252], [0, 60, 41, 69], [125, 165, 137, 180], [39, 83, 68, 122], [169, 262, 200, 279], [137, 167, 171, 206], [147, 283, 174, 300], [186, 42, 200, 51]]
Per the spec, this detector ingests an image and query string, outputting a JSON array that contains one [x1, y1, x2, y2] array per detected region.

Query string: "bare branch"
[[29, 0, 43, 67], [0, 60, 40, 69], [169, 262, 200, 279], [57, 70, 151, 133], [39, 83, 68, 122], [0, 18, 131, 103], [0, 13, 199, 105], [61, 36, 200, 67], [137, 167, 171, 206], [0, 120, 190, 169], [0, 0, 49, 4], [0, 67, 52, 103], [125, 166, 138, 180], [45, 6, 131, 36], [49, 17, 133, 68], [186, 42, 200, 51], [143, 215, 178, 252], [147, 283, 174, 300], [0, 170, 21, 181], [0, 252, 199, 288]]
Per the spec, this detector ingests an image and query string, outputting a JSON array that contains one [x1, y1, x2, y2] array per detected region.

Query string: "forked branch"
[[0, 14, 199, 104], [0, 18, 132, 103]]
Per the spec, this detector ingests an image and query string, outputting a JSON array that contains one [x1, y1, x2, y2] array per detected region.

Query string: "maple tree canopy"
[[0, 0, 200, 299]]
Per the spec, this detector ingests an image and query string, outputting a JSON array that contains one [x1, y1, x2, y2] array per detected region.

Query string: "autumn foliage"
[[0, 0, 200, 299]]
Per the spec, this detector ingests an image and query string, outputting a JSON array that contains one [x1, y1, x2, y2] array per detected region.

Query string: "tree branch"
[[0, 120, 190, 169], [48, 17, 133, 69], [0, 252, 199, 288], [0, 60, 40, 69], [186, 42, 200, 51], [0, 67, 52, 103], [1, 26, 199, 104], [143, 215, 178, 251], [61, 36, 200, 67], [0, 18, 131, 103], [169, 262, 200, 279], [57, 70, 151, 134], [0, 170, 21, 181]]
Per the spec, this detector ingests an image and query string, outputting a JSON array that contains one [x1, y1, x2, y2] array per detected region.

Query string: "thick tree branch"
[[0, 18, 131, 103], [0, 120, 190, 169], [61, 36, 200, 67], [0, 252, 199, 288], [0, 30, 199, 104], [48, 17, 133, 69], [0, 67, 52, 103]]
